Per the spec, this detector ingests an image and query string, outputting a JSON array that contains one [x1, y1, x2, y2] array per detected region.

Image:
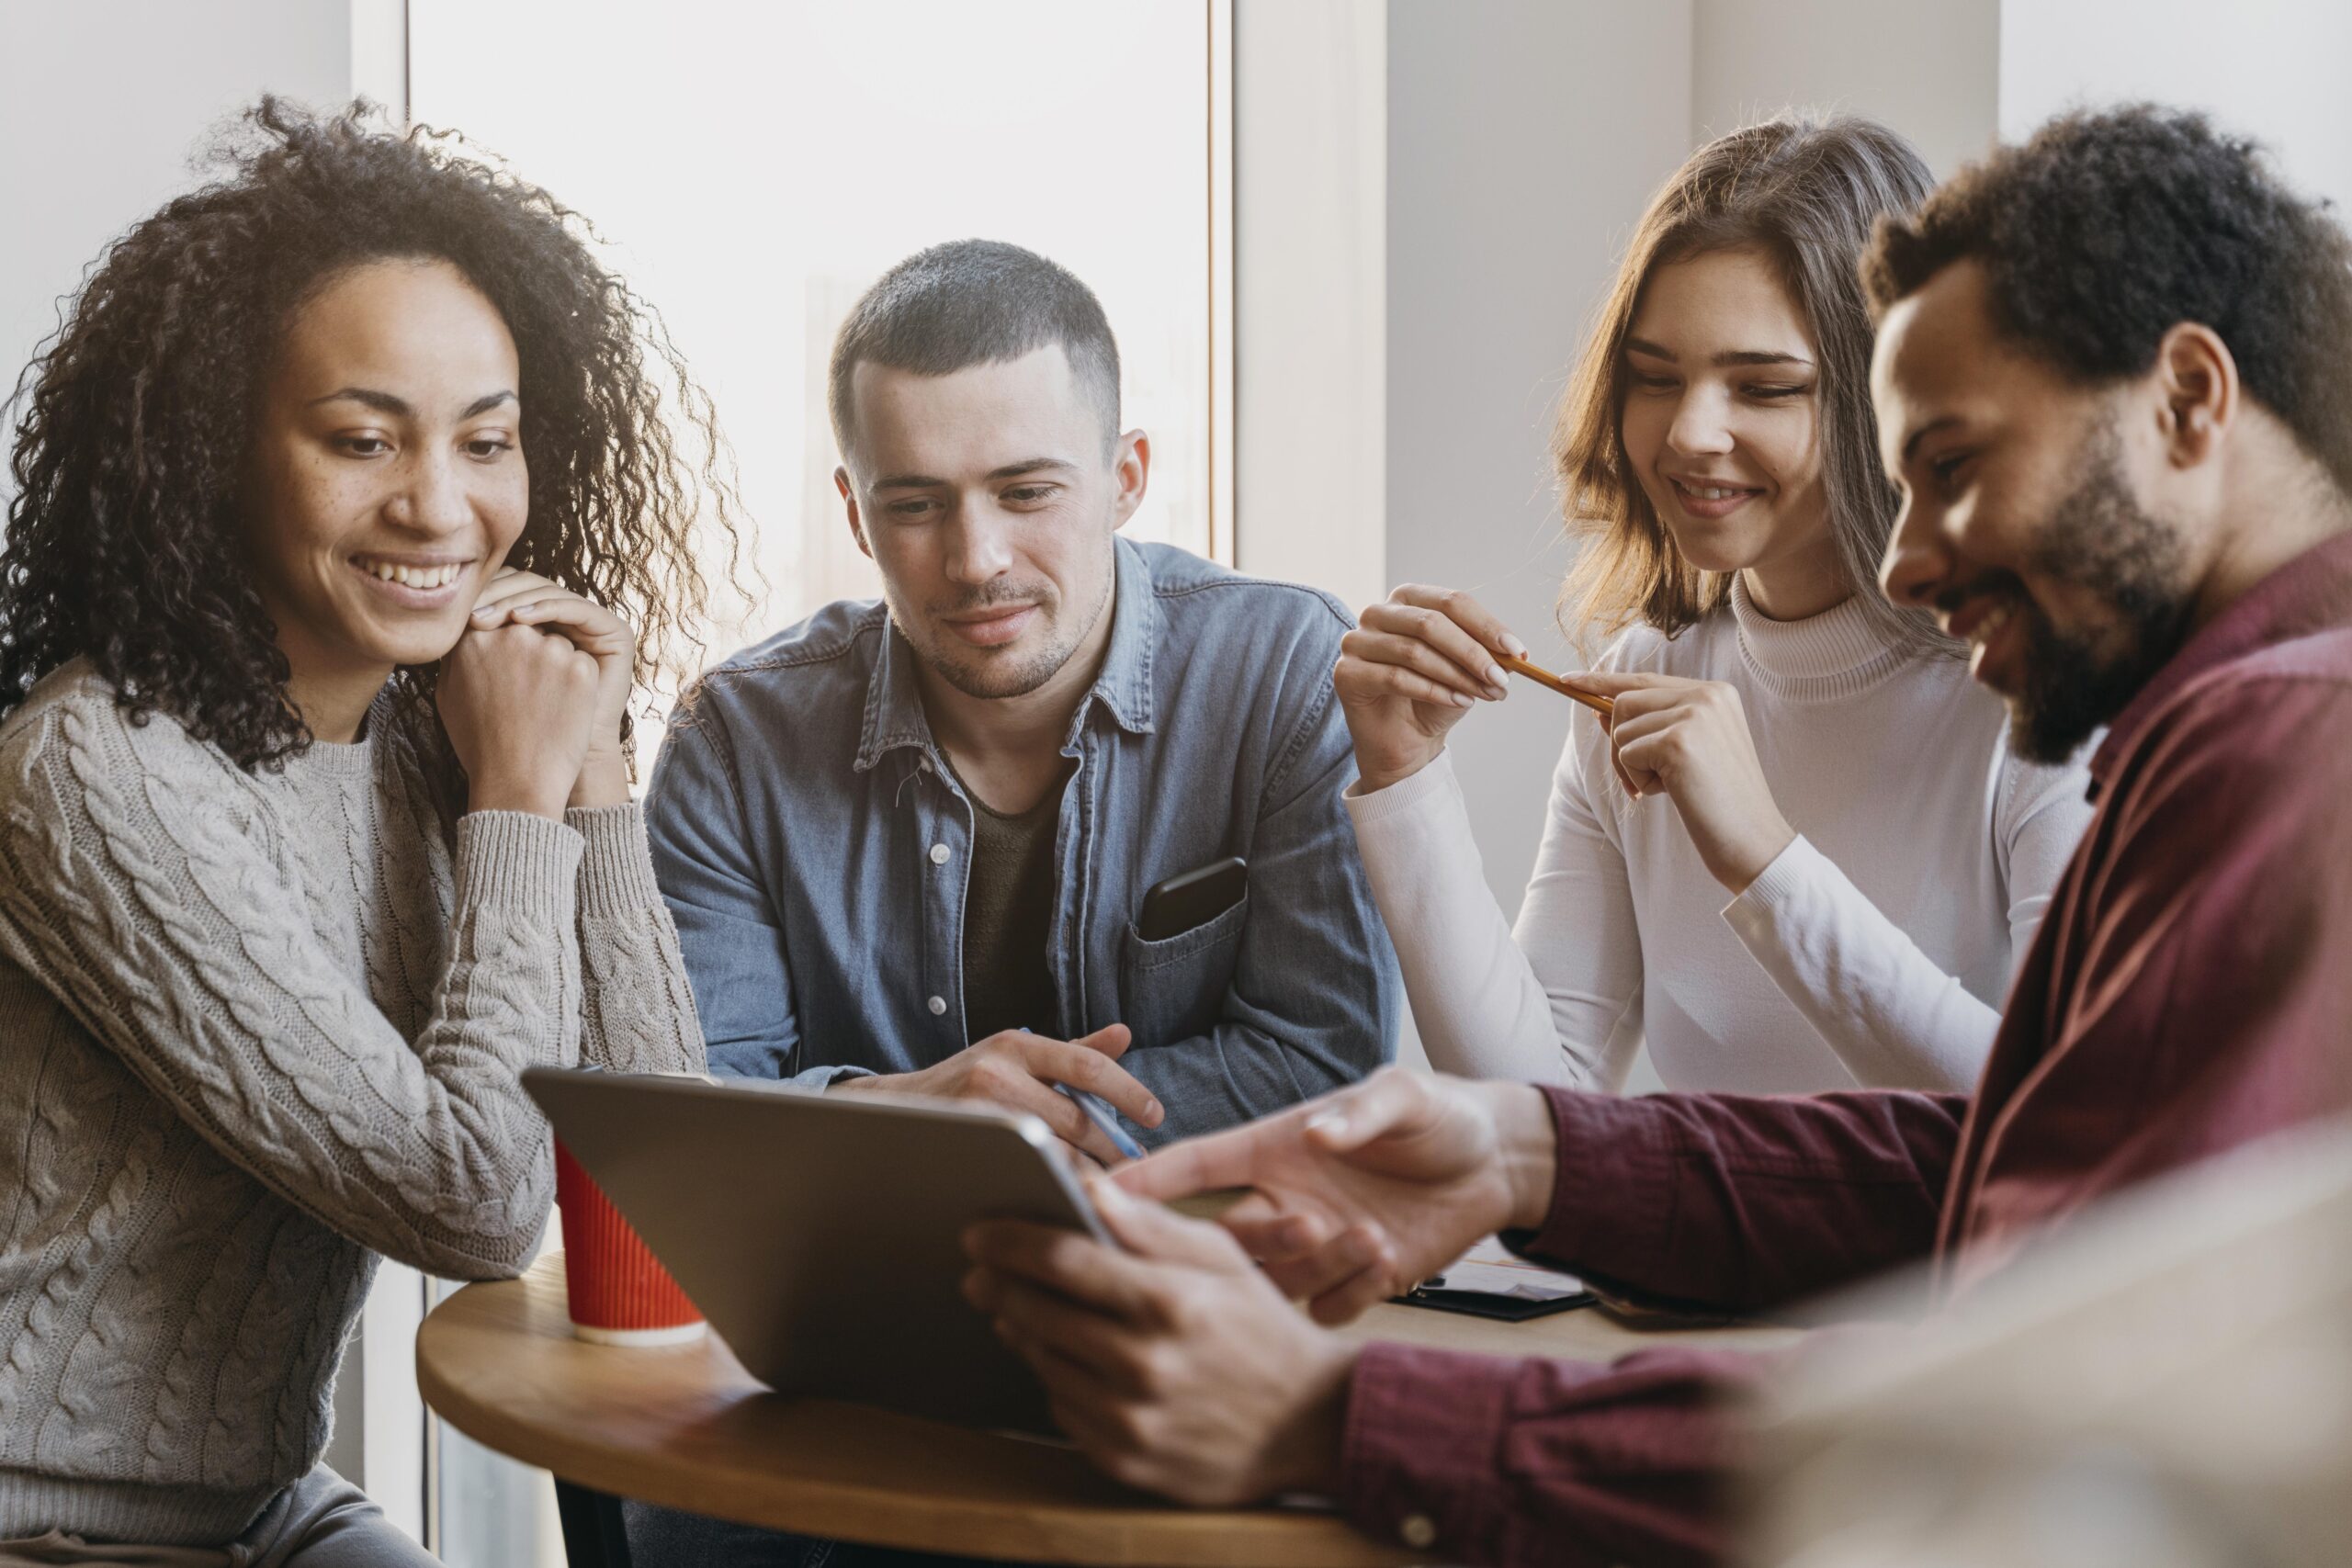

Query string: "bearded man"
[[960, 107, 2352, 1568]]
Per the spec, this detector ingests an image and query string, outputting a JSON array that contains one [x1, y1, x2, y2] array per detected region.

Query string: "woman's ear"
[[2154, 321, 2239, 469]]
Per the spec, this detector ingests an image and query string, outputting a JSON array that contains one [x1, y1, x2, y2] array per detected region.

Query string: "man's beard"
[[908, 554, 1114, 702], [1999, 422, 2195, 764]]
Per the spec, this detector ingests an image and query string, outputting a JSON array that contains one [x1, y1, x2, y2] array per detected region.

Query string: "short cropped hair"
[[827, 239, 1122, 460], [1862, 106, 2352, 492]]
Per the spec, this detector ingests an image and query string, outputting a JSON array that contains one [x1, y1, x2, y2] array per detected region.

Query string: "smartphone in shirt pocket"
[[1121, 857, 1249, 1048]]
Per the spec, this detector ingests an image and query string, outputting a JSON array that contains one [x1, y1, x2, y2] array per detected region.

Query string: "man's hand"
[[963, 1180, 1357, 1506], [1114, 1067, 1559, 1323], [836, 1025, 1160, 1167]]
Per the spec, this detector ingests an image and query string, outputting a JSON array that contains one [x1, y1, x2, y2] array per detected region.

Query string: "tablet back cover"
[[526, 1068, 1098, 1435]]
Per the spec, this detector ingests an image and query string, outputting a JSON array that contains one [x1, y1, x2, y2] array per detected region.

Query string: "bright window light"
[[411, 0, 1221, 658], [400, 6, 1222, 1559]]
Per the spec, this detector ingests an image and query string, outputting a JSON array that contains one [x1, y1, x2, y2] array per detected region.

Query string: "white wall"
[[1385, 0, 1695, 921], [1999, 0, 2352, 212], [1232, 0, 1388, 615], [0, 1, 356, 399], [1693, 0, 1999, 177]]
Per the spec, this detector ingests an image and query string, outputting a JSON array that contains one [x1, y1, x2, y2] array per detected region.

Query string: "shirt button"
[[927, 996, 947, 1016], [930, 842, 952, 866], [1398, 1514, 1436, 1550]]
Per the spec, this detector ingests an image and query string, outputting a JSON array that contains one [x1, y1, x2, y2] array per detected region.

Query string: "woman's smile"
[[345, 550, 478, 609], [1665, 475, 1769, 520]]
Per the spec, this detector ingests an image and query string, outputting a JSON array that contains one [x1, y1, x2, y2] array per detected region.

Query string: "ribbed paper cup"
[[554, 1141, 706, 1346]]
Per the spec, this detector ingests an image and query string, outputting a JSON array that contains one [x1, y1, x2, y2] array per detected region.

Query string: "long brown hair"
[[1554, 115, 1948, 657]]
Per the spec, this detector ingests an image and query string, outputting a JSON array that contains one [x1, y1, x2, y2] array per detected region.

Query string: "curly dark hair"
[[1861, 105, 2352, 494], [1, 96, 741, 793]]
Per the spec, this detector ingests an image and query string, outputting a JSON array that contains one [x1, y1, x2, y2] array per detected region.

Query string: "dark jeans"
[[619, 1502, 1001, 1568]]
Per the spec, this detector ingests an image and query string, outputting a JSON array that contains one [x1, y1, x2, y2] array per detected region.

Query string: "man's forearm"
[[1524, 1085, 1962, 1312]]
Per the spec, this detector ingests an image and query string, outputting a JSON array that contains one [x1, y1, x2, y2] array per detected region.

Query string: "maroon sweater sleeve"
[[1522, 1084, 1964, 1312], [1340, 1341, 1771, 1566], [1330, 1087, 1958, 1564]]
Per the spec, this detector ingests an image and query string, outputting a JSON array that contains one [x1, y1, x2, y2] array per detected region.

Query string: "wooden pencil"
[[1498, 653, 1615, 717]]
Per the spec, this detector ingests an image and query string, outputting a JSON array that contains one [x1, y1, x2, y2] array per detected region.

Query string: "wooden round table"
[[416, 1254, 1793, 1565]]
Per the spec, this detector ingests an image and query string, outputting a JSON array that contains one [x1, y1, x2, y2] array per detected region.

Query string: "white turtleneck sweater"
[[1345, 580, 2097, 1095]]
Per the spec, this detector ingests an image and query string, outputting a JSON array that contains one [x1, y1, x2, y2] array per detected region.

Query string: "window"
[[384, 6, 1229, 1559], [413, 0, 1229, 655]]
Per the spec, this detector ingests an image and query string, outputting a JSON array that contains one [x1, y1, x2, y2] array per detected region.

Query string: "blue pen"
[[1023, 1028, 1148, 1160], [1056, 1083, 1147, 1161]]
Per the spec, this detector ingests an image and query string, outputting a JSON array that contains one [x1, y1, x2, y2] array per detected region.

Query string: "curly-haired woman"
[[0, 100, 730, 1563], [1336, 117, 2095, 1096]]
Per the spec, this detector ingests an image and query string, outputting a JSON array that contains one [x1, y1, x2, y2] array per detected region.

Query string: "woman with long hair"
[[1335, 117, 2092, 1094], [0, 100, 729, 1562]]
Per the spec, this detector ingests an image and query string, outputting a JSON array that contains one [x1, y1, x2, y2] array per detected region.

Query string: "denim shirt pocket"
[[1118, 891, 1250, 1050]]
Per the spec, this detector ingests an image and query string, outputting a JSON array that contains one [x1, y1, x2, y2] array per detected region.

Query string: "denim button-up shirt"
[[644, 538, 1399, 1141]]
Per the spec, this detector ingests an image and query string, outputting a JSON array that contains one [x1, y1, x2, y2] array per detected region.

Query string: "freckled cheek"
[[252, 450, 334, 540], [272, 477, 381, 575], [481, 468, 531, 559]]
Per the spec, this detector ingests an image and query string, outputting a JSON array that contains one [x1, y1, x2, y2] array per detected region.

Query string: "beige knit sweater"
[[0, 662, 706, 1546]]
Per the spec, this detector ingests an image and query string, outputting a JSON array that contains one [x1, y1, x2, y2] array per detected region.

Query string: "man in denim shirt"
[[644, 240, 1399, 1171]]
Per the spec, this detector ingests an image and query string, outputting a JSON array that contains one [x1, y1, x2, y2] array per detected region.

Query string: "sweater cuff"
[[1720, 832, 1824, 934], [1341, 748, 1459, 827], [1512, 1086, 1679, 1279], [565, 802, 668, 919], [1340, 1341, 1519, 1562], [455, 809, 583, 913]]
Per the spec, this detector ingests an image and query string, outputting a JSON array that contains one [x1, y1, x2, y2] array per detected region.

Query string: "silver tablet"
[[522, 1067, 1105, 1435]]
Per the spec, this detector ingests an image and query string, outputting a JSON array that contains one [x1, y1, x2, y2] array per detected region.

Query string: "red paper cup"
[[554, 1141, 706, 1346]]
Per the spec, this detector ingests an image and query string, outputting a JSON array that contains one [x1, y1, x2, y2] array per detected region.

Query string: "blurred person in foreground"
[[962, 106, 2352, 1568]]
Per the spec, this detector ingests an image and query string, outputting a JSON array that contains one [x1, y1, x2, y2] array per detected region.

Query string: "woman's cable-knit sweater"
[[0, 662, 706, 1546]]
